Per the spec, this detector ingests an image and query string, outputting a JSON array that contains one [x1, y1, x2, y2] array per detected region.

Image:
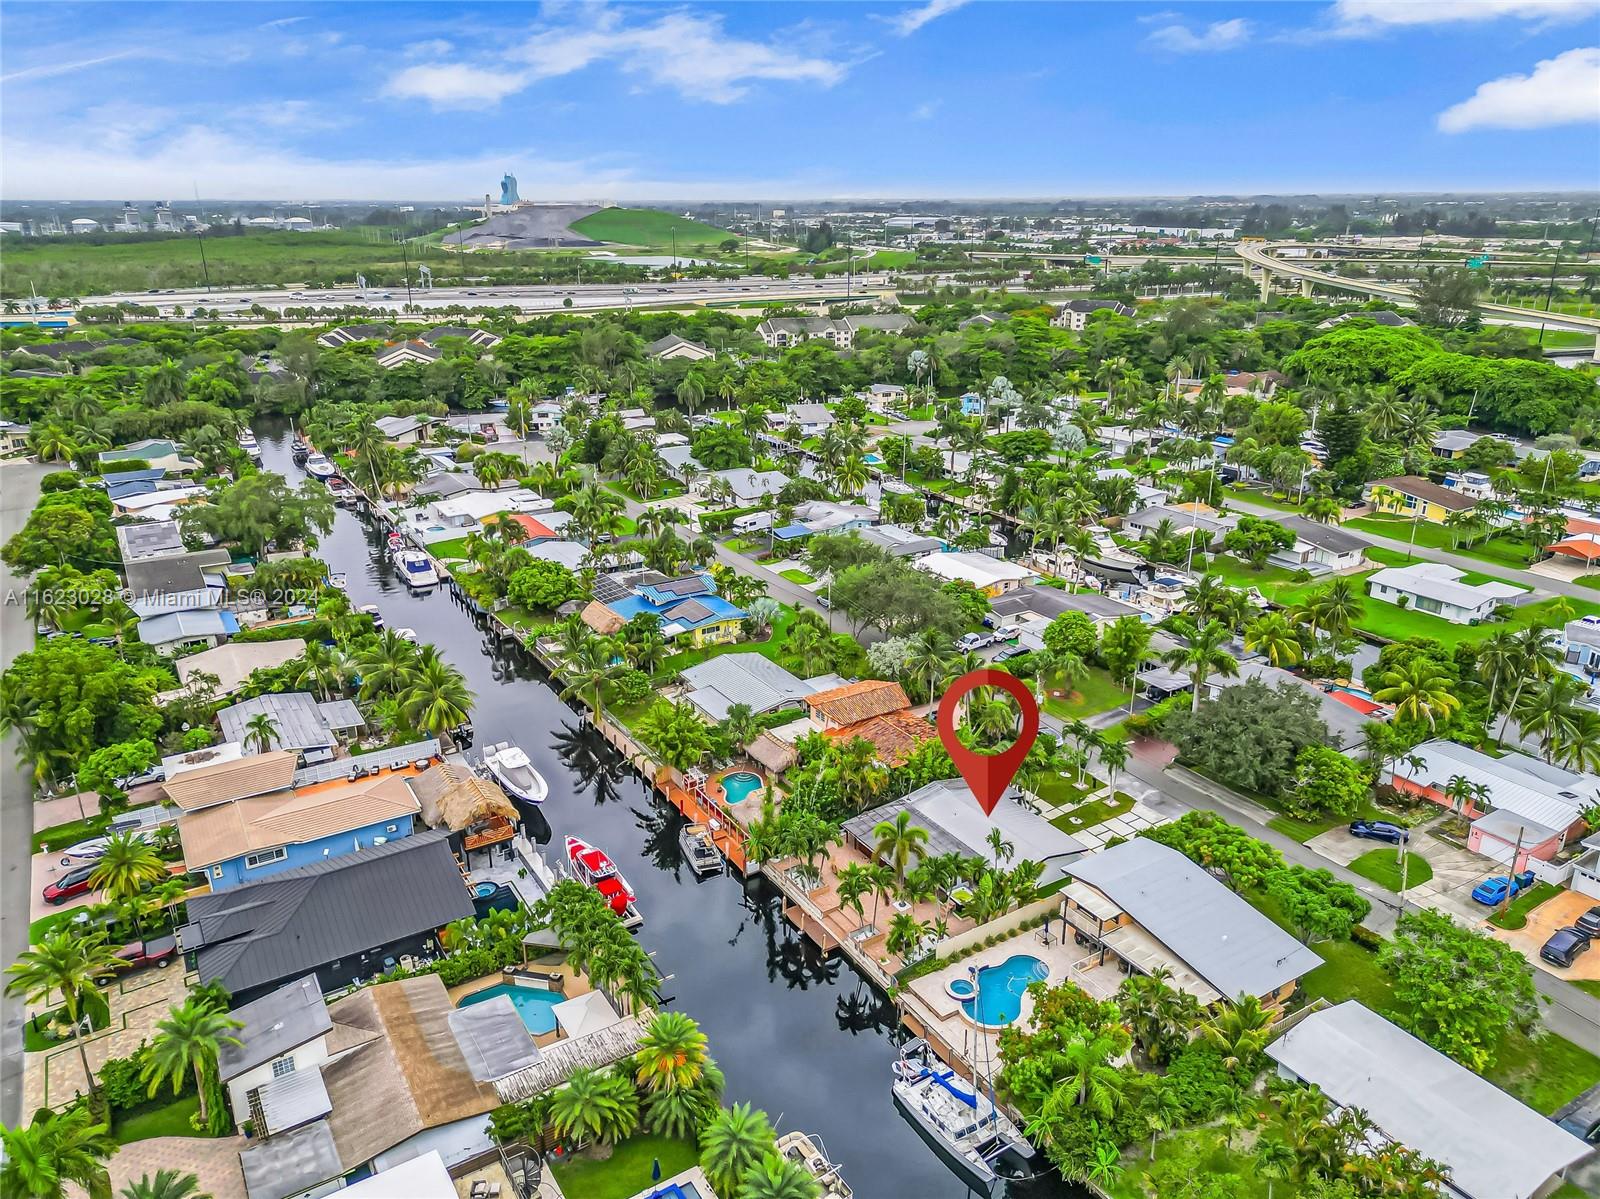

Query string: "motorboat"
[[481, 741, 549, 805], [237, 429, 262, 460], [678, 822, 723, 876], [290, 439, 310, 464], [325, 573, 348, 592], [304, 452, 336, 480], [565, 835, 637, 917], [775, 1132, 851, 1199], [357, 603, 384, 631], [325, 477, 356, 506], [394, 550, 439, 590], [392, 627, 418, 642], [891, 1039, 1040, 1193], [57, 831, 148, 866]]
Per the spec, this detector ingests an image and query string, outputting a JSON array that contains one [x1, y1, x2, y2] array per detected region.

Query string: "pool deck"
[[448, 966, 595, 1050]]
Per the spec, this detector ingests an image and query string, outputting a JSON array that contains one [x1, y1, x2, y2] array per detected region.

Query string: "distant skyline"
[[3, 1, 1598, 201]]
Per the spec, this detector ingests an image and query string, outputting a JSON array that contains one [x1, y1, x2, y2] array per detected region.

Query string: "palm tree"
[[1495, 625, 1558, 742], [1553, 709, 1600, 772], [1243, 611, 1302, 667], [735, 1154, 820, 1199], [5, 931, 125, 1096], [870, 810, 929, 883], [120, 1171, 211, 1199], [903, 630, 952, 703], [548, 1066, 640, 1148], [355, 630, 421, 698], [243, 712, 279, 754], [834, 862, 873, 929], [1060, 1032, 1124, 1117], [700, 1103, 775, 1197], [1304, 576, 1364, 642], [885, 912, 931, 960], [634, 1010, 709, 1094], [1254, 1137, 1297, 1199], [87, 832, 166, 926], [1160, 618, 1238, 712], [1, 1104, 117, 1199], [1098, 737, 1129, 792], [1201, 994, 1273, 1070], [1373, 659, 1461, 731], [400, 654, 475, 737], [560, 635, 623, 719], [1515, 672, 1586, 762], [140, 999, 243, 1127]]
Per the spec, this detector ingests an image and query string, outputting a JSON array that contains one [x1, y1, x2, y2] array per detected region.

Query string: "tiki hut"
[[409, 763, 519, 850]]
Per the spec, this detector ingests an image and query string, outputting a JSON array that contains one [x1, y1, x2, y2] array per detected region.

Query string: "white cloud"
[[228, 99, 349, 131], [259, 16, 308, 30], [1333, 0, 1600, 32], [384, 62, 532, 109], [1145, 18, 1251, 52], [886, 0, 971, 37], [404, 38, 455, 59], [911, 100, 940, 120], [0, 50, 144, 84], [1438, 46, 1600, 132]]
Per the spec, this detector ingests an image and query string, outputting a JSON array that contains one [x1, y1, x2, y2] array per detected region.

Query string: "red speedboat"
[[565, 835, 636, 916]]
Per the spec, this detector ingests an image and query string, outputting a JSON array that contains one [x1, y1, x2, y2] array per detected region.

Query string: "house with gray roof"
[[785, 402, 834, 435], [1061, 836, 1322, 1006], [644, 333, 714, 361], [137, 608, 241, 655], [990, 583, 1143, 627], [217, 692, 366, 762], [218, 975, 336, 1125], [856, 524, 942, 558], [373, 413, 438, 444], [1267, 1001, 1592, 1199], [116, 518, 187, 563], [756, 314, 911, 350], [419, 325, 501, 349], [375, 341, 442, 370], [1121, 504, 1236, 547], [679, 653, 836, 721], [316, 324, 391, 348], [700, 467, 789, 506], [1274, 515, 1367, 572]]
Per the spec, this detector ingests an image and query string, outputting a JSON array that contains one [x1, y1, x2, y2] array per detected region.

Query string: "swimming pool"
[[458, 982, 561, 1036], [960, 955, 1049, 1027], [720, 771, 763, 804], [863, 453, 884, 465], [1327, 682, 1376, 701]]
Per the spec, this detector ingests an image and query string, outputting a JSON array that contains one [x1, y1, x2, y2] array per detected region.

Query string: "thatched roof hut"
[[410, 762, 518, 831]]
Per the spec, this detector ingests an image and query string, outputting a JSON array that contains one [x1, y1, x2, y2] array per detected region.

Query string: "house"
[[0, 419, 30, 454], [805, 680, 915, 730], [958, 312, 1007, 331], [644, 333, 714, 361], [125, 547, 233, 615], [1362, 475, 1477, 523], [1220, 370, 1288, 398], [1050, 299, 1134, 331], [111, 484, 210, 522], [526, 400, 564, 433], [419, 325, 502, 349], [1432, 428, 1485, 459], [844, 778, 1087, 885], [116, 519, 187, 563], [137, 609, 241, 654], [181, 772, 420, 891], [1366, 561, 1528, 624], [959, 392, 985, 417], [404, 489, 550, 542], [990, 584, 1143, 631], [484, 511, 561, 546], [858, 382, 907, 410], [522, 539, 589, 571], [1315, 309, 1415, 331], [316, 324, 391, 348], [1559, 614, 1600, 682], [584, 569, 747, 647], [1274, 515, 1367, 572], [177, 830, 476, 1003], [616, 406, 655, 433], [217, 692, 367, 762], [658, 443, 701, 485], [1121, 504, 1235, 548], [217, 975, 338, 1128], [755, 314, 911, 350], [157, 638, 309, 703], [792, 499, 878, 535], [1266, 1001, 1591, 1199], [679, 653, 837, 722], [815, 682, 938, 766], [375, 341, 442, 370], [1097, 425, 1159, 458], [1062, 837, 1323, 1006], [99, 438, 202, 474], [1386, 740, 1593, 868], [855, 524, 942, 558], [1571, 832, 1600, 899], [913, 550, 1034, 597], [5, 337, 138, 361], [786, 403, 834, 436], [700, 467, 789, 506], [373, 413, 438, 444], [162, 748, 301, 807]]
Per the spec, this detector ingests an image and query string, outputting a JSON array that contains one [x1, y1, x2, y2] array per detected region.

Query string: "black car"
[[1574, 905, 1600, 939], [1349, 820, 1408, 845], [1540, 927, 1593, 969]]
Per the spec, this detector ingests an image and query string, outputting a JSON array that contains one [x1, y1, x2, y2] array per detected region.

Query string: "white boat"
[[394, 550, 438, 590], [392, 627, 418, 642], [678, 822, 723, 876], [304, 453, 336, 480], [481, 741, 548, 805], [57, 831, 148, 866], [565, 835, 638, 918], [237, 430, 262, 460], [357, 603, 384, 631], [891, 1040, 1040, 1193], [776, 1132, 851, 1199], [325, 478, 356, 505], [325, 573, 348, 592]]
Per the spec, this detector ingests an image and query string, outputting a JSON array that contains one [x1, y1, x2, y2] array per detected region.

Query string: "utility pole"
[[1497, 825, 1527, 918], [401, 239, 413, 308], [1537, 246, 1562, 348]]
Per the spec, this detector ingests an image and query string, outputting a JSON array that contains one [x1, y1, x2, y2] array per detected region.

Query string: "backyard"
[[1040, 665, 1130, 720], [549, 1132, 698, 1199]]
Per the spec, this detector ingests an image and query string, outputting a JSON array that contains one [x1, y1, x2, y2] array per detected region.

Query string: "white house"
[[1050, 299, 1134, 331], [700, 467, 789, 506], [644, 333, 714, 361], [858, 382, 907, 411], [786, 403, 834, 436], [1366, 561, 1528, 624], [913, 551, 1034, 597], [404, 489, 549, 542], [373, 413, 438, 445], [1274, 515, 1368, 573]]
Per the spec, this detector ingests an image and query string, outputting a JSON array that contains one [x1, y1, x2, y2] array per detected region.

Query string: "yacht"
[[237, 429, 262, 460], [325, 477, 357, 506], [304, 452, 336, 480], [775, 1132, 851, 1199], [891, 1040, 1041, 1193], [290, 438, 310, 464], [481, 741, 549, 805], [678, 822, 723, 876], [394, 550, 438, 590]]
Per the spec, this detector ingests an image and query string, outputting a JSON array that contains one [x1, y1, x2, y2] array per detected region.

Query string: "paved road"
[[1, 460, 49, 1127]]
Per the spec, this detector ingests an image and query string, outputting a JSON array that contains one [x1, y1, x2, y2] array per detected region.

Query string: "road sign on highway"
[[1085, 254, 1103, 265], [1467, 255, 1491, 269]]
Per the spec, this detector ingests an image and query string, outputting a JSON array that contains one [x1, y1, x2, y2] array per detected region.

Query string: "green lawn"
[[550, 1133, 699, 1199], [1345, 514, 1539, 570], [1358, 593, 1594, 649], [113, 1094, 202, 1144], [1049, 792, 1135, 833], [34, 811, 112, 854], [1487, 882, 1562, 930], [426, 536, 475, 560], [660, 609, 797, 677], [1297, 938, 1398, 1011], [1571, 979, 1600, 999], [1347, 847, 1434, 891], [23, 1003, 110, 1052], [569, 207, 734, 253], [778, 568, 814, 585], [1037, 775, 1095, 808], [1221, 485, 1307, 514], [1040, 665, 1129, 720]]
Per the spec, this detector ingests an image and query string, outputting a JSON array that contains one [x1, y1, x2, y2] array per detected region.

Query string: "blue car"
[[1470, 870, 1536, 906]]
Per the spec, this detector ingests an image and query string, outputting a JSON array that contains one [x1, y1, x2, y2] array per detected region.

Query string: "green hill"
[[571, 208, 735, 254]]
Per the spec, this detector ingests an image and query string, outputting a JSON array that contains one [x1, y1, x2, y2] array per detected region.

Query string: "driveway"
[[1306, 820, 1496, 924], [1489, 889, 1600, 983]]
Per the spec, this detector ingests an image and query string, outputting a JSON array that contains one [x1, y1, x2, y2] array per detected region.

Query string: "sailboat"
[[891, 1038, 1041, 1192]]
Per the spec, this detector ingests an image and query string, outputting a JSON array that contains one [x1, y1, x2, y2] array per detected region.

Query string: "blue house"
[[960, 392, 986, 417], [178, 771, 422, 892], [585, 569, 748, 647]]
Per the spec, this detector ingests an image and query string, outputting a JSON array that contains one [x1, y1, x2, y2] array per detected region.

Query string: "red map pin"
[[936, 668, 1040, 817]]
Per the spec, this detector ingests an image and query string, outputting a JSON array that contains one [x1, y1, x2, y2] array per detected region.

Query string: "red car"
[[42, 864, 97, 905], [103, 937, 177, 978]]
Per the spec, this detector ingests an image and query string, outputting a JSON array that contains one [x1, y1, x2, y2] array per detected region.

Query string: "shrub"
[[40, 471, 81, 493], [1350, 924, 1384, 950]]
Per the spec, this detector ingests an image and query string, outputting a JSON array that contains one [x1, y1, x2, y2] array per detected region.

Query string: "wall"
[[208, 814, 417, 890], [913, 895, 1060, 965]]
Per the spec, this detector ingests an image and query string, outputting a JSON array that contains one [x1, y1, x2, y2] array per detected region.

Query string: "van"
[[732, 511, 773, 535]]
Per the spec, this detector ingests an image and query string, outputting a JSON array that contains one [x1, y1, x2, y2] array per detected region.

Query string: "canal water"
[[255, 420, 1082, 1199]]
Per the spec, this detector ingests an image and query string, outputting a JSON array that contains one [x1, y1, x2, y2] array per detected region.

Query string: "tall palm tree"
[[548, 1066, 640, 1148], [1306, 576, 1364, 642], [355, 630, 421, 698], [1160, 618, 1239, 712], [141, 999, 243, 1127], [5, 931, 125, 1096], [903, 630, 952, 703], [870, 811, 929, 884], [243, 712, 279, 754], [560, 635, 623, 719], [1373, 659, 1460, 731], [1254, 1137, 1297, 1199], [119, 1171, 211, 1199], [1, 1104, 117, 1199], [1514, 672, 1586, 763], [1243, 611, 1302, 667], [1495, 625, 1557, 742], [400, 655, 475, 737], [700, 1102, 775, 1197], [834, 862, 873, 929], [87, 832, 167, 926]]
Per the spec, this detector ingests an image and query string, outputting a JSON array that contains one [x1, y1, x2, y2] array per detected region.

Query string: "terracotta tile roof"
[[805, 679, 911, 726], [823, 709, 937, 766], [163, 750, 300, 811], [178, 774, 421, 869]]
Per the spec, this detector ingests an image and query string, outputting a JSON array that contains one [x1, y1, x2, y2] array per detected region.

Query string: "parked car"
[[1470, 871, 1537, 906], [993, 646, 1027, 663], [1540, 927, 1593, 969], [1575, 905, 1600, 939], [114, 764, 164, 789], [1348, 820, 1408, 845], [114, 936, 177, 971], [956, 631, 994, 652], [42, 864, 97, 905], [993, 625, 1021, 642]]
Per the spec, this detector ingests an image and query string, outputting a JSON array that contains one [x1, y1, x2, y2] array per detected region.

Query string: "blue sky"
[[2, 1, 1597, 200]]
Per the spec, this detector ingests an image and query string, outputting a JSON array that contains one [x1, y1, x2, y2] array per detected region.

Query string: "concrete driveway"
[[1489, 889, 1600, 983], [1306, 821, 1497, 924]]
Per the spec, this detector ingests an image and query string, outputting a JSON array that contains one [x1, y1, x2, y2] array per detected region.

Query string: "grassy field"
[[569, 208, 734, 254], [1347, 847, 1434, 890], [114, 1094, 202, 1144], [778, 568, 814, 585], [550, 1133, 698, 1199], [1487, 882, 1563, 930], [1041, 665, 1129, 720], [1345, 514, 1539, 570], [1049, 791, 1135, 833]]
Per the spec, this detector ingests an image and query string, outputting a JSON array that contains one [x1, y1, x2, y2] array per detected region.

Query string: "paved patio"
[[106, 1135, 246, 1199], [1488, 889, 1600, 982]]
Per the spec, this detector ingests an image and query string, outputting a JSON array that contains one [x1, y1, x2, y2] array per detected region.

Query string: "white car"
[[956, 631, 995, 652]]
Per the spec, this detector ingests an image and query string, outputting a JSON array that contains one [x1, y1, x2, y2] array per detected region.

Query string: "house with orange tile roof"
[[804, 680, 914, 729], [822, 709, 937, 766]]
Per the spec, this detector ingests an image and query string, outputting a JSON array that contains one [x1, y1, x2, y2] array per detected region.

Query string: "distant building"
[[644, 333, 714, 361], [755, 314, 912, 350], [1361, 475, 1476, 523], [1050, 299, 1134, 331], [316, 324, 391, 348], [499, 172, 520, 206], [913, 550, 1034, 597], [375, 340, 442, 370], [1315, 309, 1414, 331]]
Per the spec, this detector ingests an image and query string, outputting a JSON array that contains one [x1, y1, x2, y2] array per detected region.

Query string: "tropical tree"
[[0, 1104, 117, 1199], [736, 1154, 821, 1199], [1373, 659, 1461, 731], [242, 712, 279, 754], [885, 911, 932, 960], [1200, 994, 1273, 1071], [1058, 1031, 1125, 1117], [86, 833, 166, 928], [700, 1102, 775, 1197], [870, 810, 929, 883], [400, 653, 475, 736], [1160, 618, 1238, 712], [560, 635, 623, 719], [355, 630, 420, 698], [5, 931, 125, 1096], [119, 1171, 211, 1199], [634, 1010, 710, 1094], [547, 1066, 640, 1149], [140, 1000, 243, 1127], [1243, 611, 1302, 667]]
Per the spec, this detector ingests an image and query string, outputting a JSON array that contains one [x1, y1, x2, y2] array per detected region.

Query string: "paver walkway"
[[106, 1135, 246, 1199]]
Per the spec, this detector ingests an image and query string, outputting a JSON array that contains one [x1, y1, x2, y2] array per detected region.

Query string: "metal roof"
[[679, 652, 818, 719], [180, 830, 475, 997], [1267, 1002, 1592, 1199], [137, 609, 239, 645], [219, 974, 332, 1080], [219, 692, 341, 752], [1395, 740, 1590, 833], [240, 1119, 342, 1199], [991, 584, 1140, 623], [447, 995, 543, 1081], [1067, 838, 1323, 1000], [255, 1064, 333, 1135]]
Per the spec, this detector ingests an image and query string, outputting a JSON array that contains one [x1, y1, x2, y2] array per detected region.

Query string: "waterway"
[[255, 419, 1082, 1199]]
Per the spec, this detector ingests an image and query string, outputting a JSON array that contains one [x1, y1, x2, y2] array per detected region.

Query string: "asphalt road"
[[1, 459, 49, 1128]]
